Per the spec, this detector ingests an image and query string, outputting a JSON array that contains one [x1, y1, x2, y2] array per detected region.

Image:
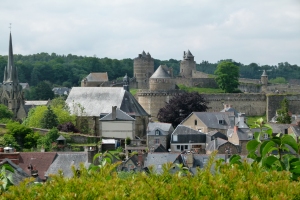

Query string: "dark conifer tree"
[[41, 106, 59, 129]]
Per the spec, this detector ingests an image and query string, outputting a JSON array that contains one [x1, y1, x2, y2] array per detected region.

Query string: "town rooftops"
[[147, 121, 173, 133], [100, 108, 135, 121]]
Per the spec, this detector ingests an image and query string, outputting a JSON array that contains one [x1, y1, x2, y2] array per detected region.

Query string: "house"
[[52, 87, 70, 96], [66, 87, 150, 137], [147, 121, 173, 151], [99, 106, 135, 139], [289, 123, 300, 138], [206, 130, 228, 142], [180, 112, 235, 134], [206, 138, 239, 155], [170, 125, 206, 153], [101, 139, 118, 151], [118, 153, 145, 172], [45, 152, 90, 178], [81, 72, 109, 87], [0, 158, 30, 185], [18, 152, 57, 181]]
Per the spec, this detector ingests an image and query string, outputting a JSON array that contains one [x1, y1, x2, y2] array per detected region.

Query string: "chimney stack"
[[112, 106, 117, 120]]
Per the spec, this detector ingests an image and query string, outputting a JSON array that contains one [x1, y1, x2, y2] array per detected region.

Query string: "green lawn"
[[130, 89, 138, 96], [178, 84, 224, 93]]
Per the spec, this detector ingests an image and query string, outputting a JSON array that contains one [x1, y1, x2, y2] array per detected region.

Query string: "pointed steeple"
[[4, 32, 18, 83]]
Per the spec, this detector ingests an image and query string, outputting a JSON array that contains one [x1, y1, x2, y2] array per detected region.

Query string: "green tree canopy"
[[276, 98, 291, 124], [214, 61, 239, 93], [35, 81, 54, 100], [0, 104, 13, 121], [40, 106, 59, 129], [157, 92, 208, 128]]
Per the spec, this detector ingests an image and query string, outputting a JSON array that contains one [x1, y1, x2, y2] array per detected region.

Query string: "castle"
[[0, 32, 26, 120], [131, 50, 300, 121]]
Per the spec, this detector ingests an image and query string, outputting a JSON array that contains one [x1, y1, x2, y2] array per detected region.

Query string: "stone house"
[[180, 112, 235, 134], [147, 121, 174, 152], [99, 106, 135, 139], [170, 125, 206, 153], [66, 87, 149, 137], [81, 72, 109, 87], [206, 138, 239, 155]]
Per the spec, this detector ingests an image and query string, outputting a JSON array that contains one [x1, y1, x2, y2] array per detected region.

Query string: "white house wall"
[[100, 121, 134, 139]]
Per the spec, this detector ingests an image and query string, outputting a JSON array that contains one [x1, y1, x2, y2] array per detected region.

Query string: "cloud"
[[0, 0, 299, 65]]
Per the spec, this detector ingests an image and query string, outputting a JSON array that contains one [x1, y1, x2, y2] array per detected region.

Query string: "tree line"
[[0, 53, 299, 89]]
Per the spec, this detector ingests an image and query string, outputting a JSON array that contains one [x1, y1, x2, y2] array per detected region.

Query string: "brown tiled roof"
[[19, 152, 57, 180]]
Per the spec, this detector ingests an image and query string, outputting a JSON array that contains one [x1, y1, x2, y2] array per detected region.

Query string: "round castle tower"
[[261, 70, 268, 86], [133, 51, 154, 89], [149, 65, 175, 91], [180, 50, 196, 78]]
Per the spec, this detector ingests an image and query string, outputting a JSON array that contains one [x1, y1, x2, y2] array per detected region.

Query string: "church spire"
[[4, 31, 18, 83]]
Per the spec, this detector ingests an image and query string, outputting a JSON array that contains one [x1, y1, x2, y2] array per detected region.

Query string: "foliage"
[[3, 153, 300, 199], [34, 81, 54, 100], [37, 128, 60, 151], [125, 137, 131, 145], [231, 118, 300, 180], [157, 92, 208, 128], [246, 115, 267, 128], [130, 89, 138, 96], [269, 77, 287, 84], [57, 122, 79, 133], [0, 164, 14, 194], [0, 104, 13, 120], [2, 134, 19, 150], [178, 84, 224, 93], [214, 61, 239, 93], [23, 105, 75, 129], [6, 121, 37, 149], [71, 102, 90, 134], [41, 106, 59, 129], [276, 98, 291, 124]]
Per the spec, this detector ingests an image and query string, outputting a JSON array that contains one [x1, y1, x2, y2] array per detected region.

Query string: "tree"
[[0, 104, 13, 121], [35, 81, 54, 100], [157, 92, 208, 128], [214, 61, 239, 93], [276, 98, 291, 124], [40, 106, 59, 129]]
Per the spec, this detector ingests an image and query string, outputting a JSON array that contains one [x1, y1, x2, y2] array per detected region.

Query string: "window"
[[194, 120, 197, 125], [264, 134, 268, 139], [155, 139, 160, 144], [185, 145, 188, 150], [219, 120, 224, 125], [248, 134, 253, 139], [155, 130, 160, 135], [173, 135, 178, 141], [177, 145, 180, 150]]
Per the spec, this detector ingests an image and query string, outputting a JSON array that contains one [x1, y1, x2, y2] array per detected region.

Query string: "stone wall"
[[239, 78, 260, 84], [266, 94, 300, 121], [238, 83, 261, 93], [174, 77, 218, 88], [203, 93, 267, 116]]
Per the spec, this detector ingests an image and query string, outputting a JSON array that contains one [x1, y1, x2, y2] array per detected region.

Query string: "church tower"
[[180, 50, 196, 78], [0, 32, 26, 120]]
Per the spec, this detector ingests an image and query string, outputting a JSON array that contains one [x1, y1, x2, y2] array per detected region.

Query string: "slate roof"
[[66, 87, 149, 117], [150, 65, 171, 79], [45, 153, 89, 178], [52, 87, 70, 95], [268, 123, 290, 134], [147, 122, 174, 133], [172, 125, 206, 143], [144, 153, 179, 174], [84, 72, 108, 82], [148, 127, 169, 136], [0, 158, 30, 185], [206, 130, 228, 142], [56, 135, 66, 141], [25, 100, 49, 106], [220, 106, 239, 117], [206, 138, 228, 152], [154, 144, 168, 152], [290, 125, 300, 137], [100, 108, 135, 121], [19, 152, 57, 180], [237, 128, 253, 141], [184, 112, 234, 129]]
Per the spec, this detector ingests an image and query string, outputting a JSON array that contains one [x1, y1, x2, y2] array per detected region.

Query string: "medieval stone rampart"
[[266, 94, 300, 121]]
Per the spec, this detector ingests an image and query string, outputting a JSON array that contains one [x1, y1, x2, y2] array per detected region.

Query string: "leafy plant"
[[0, 164, 14, 194]]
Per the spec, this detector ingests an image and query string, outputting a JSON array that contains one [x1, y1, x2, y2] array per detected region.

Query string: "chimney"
[[214, 138, 218, 150], [186, 153, 194, 168], [112, 106, 117, 120], [238, 113, 246, 128], [234, 125, 238, 134], [138, 151, 144, 167]]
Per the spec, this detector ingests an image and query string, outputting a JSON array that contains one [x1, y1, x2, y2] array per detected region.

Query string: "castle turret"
[[180, 50, 196, 78], [0, 32, 25, 119], [133, 51, 154, 89], [149, 65, 175, 91], [261, 70, 268, 86]]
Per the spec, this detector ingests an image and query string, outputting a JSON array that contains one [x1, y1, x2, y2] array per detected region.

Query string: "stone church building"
[[0, 32, 26, 120]]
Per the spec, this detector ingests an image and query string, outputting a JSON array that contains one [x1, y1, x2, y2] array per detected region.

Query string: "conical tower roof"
[[261, 70, 267, 77], [3, 32, 18, 83], [150, 65, 171, 79]]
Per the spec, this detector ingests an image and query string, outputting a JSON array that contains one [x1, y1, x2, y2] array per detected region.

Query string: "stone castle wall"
[[239, 78, 261, 84], [174, 77, 218, 88]]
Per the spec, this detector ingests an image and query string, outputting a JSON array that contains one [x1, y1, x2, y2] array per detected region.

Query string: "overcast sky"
[[0, 0, 299, 66]]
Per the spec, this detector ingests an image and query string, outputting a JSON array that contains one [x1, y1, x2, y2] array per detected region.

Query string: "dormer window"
[[219, 120, 225, 125], [264, 134, 268, 139], [155, 130, 160, 135], [248, 133, 253, 139]]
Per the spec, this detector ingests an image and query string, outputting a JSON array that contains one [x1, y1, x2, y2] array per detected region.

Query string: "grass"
[[130, 89, 138, 96], [0, 127, 7, 136], [178, 84, 225, 94], [246, 115, 267, 128]]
